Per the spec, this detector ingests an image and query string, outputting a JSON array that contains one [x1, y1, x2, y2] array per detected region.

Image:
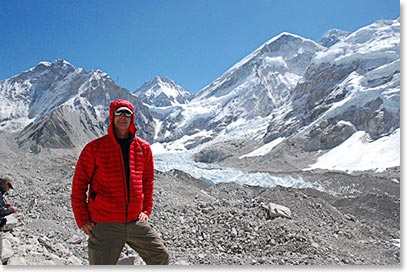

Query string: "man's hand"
[[138, 212, 149, 223], [81, 222, 95, 239]]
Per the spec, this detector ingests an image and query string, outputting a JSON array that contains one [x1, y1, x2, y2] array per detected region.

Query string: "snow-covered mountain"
[[264, 18, 400, 144], [148, 32, 324, 144], [0, 60, 154, 153], [0, 60, 78, 132], [152, 18, 400, 173], [133, 76, 193, 107], [0, 18, 400, 173]]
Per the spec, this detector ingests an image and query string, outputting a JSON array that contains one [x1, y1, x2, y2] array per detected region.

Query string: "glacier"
[[152, 144, 328, 192]]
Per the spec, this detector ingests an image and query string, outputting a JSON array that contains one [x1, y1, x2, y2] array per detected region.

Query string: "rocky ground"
[[0, 133, 400, 266]]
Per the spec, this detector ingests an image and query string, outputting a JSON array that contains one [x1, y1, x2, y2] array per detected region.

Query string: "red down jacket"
[[71, 100, 154, 229]]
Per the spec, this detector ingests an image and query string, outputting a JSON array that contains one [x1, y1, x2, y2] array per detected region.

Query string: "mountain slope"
[[149, 33, 324, 144], [264, 18, 400, 146], [0, 60, 80, 132], [0, 60, 155, 153]]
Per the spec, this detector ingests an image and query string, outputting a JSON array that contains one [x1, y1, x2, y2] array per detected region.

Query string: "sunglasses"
[[114, 110, 133, 118]]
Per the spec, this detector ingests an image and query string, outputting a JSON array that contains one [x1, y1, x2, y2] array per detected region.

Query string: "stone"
[[1, 238, 13, 263], [2, 215, 18, 231], [266, 202, 292, 220]]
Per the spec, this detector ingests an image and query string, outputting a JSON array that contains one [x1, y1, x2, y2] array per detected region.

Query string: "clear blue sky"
[[0, 0, 400, 93]]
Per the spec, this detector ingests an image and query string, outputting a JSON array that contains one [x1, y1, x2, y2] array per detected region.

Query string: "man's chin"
[[116, 123, 130, 129]]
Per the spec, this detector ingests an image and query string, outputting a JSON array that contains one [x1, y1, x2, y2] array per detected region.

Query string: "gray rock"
[[265, 202, 292, 220], [1, 238, 13, 263], [2, 215, 18, 231], [304, 121, 357, 151], [6, 256, 28, 265]]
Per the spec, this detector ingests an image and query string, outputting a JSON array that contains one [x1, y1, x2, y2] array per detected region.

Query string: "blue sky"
[[0, 0, 400, 93]]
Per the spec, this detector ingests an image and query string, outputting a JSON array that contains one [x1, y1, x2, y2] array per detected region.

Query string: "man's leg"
[[126, 221, 169, 265], [88, 222, 126, 265]]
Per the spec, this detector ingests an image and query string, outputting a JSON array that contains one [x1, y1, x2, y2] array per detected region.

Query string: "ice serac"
[[133, 76, 193, 107], [0, 60, 155, 153]]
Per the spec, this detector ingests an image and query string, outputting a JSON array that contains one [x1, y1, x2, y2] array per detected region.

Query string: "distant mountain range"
[[0, 18, 399, 172]]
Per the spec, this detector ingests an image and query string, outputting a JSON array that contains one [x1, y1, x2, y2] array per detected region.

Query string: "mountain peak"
[[260, 32, 324, 54], [224, 31, 323, 78], [38, 59, 74, 69], [26, 59, 76, 77], [319, 29, 349, 47], [148, 75, 175, 87], [194, 31, 323, 102], [269, 32, 307, 42], [133, 76, 193, 107]]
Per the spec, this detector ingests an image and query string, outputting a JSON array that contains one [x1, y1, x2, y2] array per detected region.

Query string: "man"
[[71, 99, 169, 265], [0, 176, 17, 263]]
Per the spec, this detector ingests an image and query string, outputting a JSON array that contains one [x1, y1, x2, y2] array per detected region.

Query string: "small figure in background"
[[0, 176, 17, 263]]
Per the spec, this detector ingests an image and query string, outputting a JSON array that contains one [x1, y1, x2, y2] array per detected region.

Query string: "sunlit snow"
[[239, 137, 285, 159], [305, 129, 400, 173]]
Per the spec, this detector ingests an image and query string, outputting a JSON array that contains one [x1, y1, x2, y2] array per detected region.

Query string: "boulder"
[[1, 238, 13, 263], [2, 215, 18, 232], [264, 202, 292, 220]]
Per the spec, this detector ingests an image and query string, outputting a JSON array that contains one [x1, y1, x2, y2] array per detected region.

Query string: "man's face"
[[113, 112, 132, 131], [1, 181, 11, 192]]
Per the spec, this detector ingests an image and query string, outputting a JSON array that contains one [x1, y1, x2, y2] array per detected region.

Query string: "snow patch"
[[239, 137, 285, 159], [305, 129, 400, 173]]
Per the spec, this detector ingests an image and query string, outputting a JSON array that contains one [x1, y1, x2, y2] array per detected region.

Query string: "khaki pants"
[[88, 221, 169, 265]]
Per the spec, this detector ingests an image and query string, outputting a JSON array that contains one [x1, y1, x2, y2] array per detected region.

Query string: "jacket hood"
[[109, 100, 137, 136]]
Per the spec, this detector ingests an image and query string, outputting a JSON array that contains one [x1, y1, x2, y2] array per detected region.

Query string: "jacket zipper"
[[117, 143, 129, 222]]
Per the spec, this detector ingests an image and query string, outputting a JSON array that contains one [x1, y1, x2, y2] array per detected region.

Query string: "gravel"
[[0, 133, 400, 265]]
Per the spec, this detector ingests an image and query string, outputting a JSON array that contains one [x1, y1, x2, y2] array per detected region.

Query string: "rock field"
[[0, 134, 400, 266]]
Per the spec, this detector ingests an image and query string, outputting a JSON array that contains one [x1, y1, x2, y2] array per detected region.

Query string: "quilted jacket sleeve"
[[142, 143, 154, 216], [0, 207, 15, 217], [71, 142, 96, 229]]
